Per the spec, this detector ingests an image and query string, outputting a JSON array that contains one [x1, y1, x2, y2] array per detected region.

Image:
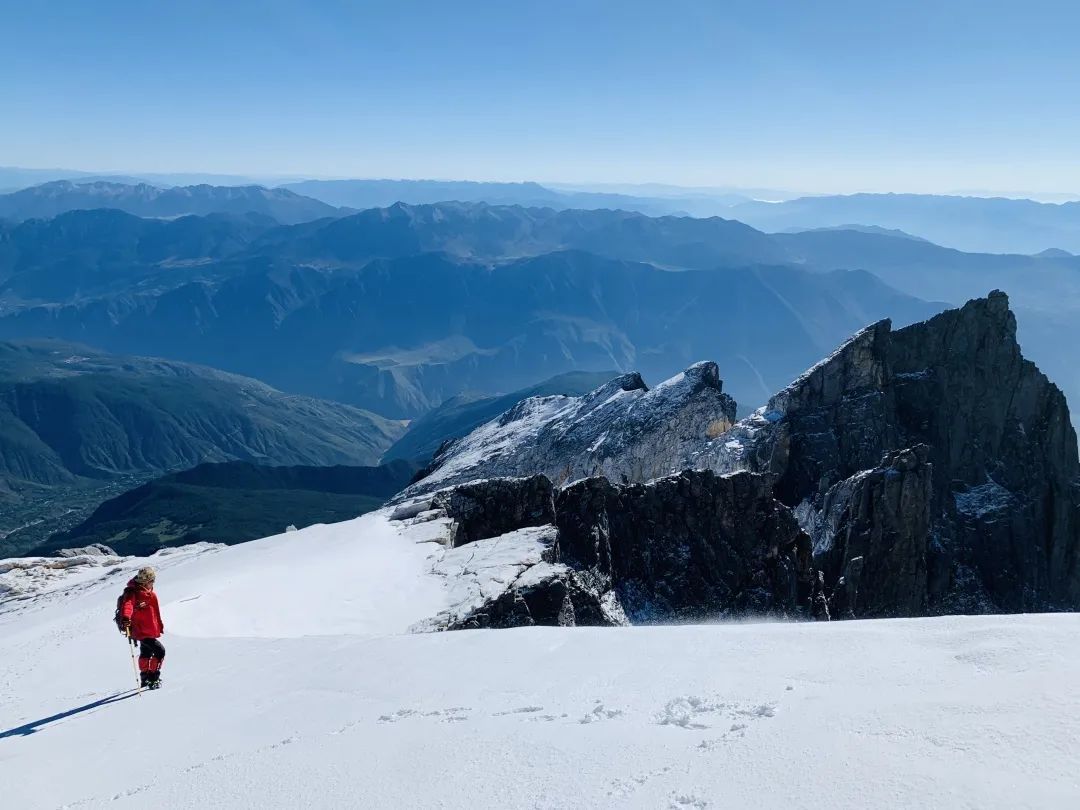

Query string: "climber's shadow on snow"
[[0, 691, 139, 739]]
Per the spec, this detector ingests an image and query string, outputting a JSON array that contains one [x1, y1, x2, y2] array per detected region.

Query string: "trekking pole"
[[126, 628, 143, 695]]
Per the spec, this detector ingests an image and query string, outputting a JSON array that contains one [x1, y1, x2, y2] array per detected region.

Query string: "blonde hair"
[[134, 566, 156, 584]]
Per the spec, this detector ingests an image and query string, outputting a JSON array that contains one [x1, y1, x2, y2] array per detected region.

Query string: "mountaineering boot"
[[140, 671, 152, 689], [147, 671, 162, 690]]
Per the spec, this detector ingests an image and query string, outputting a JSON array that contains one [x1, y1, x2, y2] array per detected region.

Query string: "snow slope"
[[2, 513, 1079, 809], [401, 362, 737, 498]]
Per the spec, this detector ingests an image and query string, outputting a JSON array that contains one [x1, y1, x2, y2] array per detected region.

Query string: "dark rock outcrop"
[[701, 291, 1080, 615], [431, 475, 555, 547], [557, 470, 816, 621], [446, 568, 614, 630], [810, 446, 933, 617], [408, 469, 820, 628]]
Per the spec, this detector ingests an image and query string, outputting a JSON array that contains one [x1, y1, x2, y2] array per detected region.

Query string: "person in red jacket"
[[116, 567, 165, 689]]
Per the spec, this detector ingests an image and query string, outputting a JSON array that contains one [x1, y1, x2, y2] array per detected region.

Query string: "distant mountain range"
[[0, 205, 943, 417], [0, 167, 300, 193], [5, 176, 1080, 256], [279, 178, 754, 217], [3, 200, 1079, 424], [41, 458, 418, 557], [0, 180, 342, 225], [730, 193, 1080, 254]]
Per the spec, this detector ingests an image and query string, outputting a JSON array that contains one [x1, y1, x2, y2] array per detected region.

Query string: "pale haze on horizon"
[[3, 0, 1079, 195]]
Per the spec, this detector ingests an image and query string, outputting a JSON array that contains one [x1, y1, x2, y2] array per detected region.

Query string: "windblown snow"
[[2, 510, 1079, 809]]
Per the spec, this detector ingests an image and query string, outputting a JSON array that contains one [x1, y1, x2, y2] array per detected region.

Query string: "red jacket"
[[119, 580, 164, 640]]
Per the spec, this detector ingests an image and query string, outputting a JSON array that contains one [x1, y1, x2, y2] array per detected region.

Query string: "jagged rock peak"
[[764, 320, 891, 418], [656, 360, 722, 390], [697, 290, 1080, 614]]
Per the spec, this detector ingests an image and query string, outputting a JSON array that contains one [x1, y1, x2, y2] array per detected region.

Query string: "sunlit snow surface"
[[2, 511, 1079, 809]]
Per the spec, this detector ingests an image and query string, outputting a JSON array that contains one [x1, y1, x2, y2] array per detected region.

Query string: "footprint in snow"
[[493, 705, 544, 716], [655, 696, 727, 730], [696, 722, 749, 751], [529, 713, 568, 722], [377, 708, 418, 723], [378, 707, 470, 724], [656, 696, 777, 730], [579, 703, 624, 724], [669, 793, 709, 809], [606, 765, 675, 799]]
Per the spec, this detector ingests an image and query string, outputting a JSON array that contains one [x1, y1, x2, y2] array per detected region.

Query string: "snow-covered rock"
[[411, 525, 619, 631], [0, 544, 220, 609], [401, 361, 736, 497], [55, 543, 117, 558]]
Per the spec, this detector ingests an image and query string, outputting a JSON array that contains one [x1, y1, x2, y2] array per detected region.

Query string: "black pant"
[[140, 638, 166, 662]]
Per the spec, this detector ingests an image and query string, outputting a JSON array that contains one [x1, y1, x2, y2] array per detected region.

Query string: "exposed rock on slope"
[[383, 370, 619, 464], [807, 446, 933, 618], [402, 362, 736, 497], [556, 470, 817, 621], [695, 291, 1080, 614], [407, 292, 1080, 620], [396, 471, 821, 629], [431, 475, 556, 548]]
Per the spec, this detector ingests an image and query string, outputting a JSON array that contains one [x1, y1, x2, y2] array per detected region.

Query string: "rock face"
[[403, 292, 1080, 623], [412, 524, 617, 631], [431, 475, 555, 547], [807, 446, 933, 617], [401, 362, 737, 498], [401, 470, 821, 630], [556, 470, 816, 621], [697, 291, 1080, 614]]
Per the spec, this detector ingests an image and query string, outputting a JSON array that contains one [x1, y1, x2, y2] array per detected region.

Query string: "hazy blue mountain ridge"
[[1, 200, 1076, 425], [731, 193, 1080, 254], [0, 180, 341, 225]]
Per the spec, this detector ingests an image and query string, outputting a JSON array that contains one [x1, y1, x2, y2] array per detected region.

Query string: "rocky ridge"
[[402, 361, 737, 497], [403, 292, 1080, 623]]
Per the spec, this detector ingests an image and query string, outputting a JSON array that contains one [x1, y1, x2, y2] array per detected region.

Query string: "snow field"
[[1, 510, 1079, 808]]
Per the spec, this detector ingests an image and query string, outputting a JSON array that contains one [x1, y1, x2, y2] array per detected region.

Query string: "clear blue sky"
[[3, 0, 1078, 193]]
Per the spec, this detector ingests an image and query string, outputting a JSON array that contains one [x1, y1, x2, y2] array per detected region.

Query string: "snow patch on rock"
[[954, 480, 1017, 519]]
